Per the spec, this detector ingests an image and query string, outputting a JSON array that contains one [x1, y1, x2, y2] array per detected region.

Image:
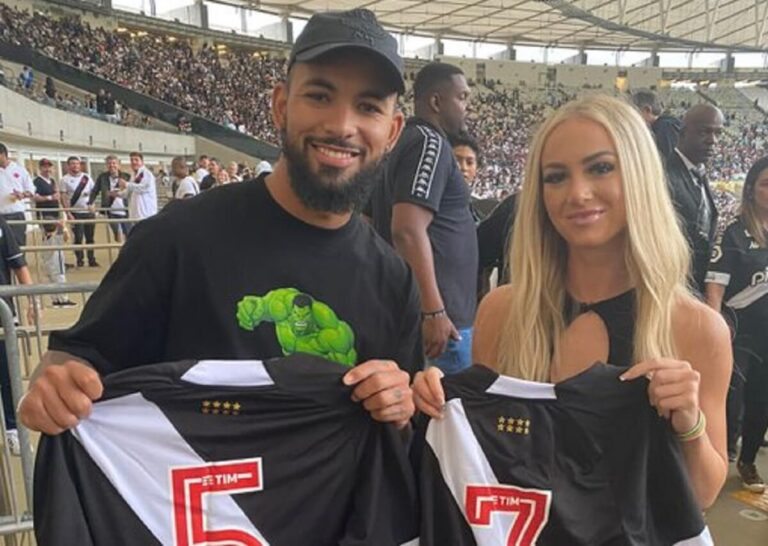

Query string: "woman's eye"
[[589, 162, 615, 175], [542, 172, 565, 184]]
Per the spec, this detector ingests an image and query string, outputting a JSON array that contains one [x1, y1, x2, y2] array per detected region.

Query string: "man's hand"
[[19, 360, 103, 434], [25, 298, 40, 326], [343, 360, 414, 429], [422, 315, 460, 359]]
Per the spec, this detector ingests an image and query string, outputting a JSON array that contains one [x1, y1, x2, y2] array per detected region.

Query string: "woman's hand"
[[413, 367, 446, 419], [620, 358, 701, 435]]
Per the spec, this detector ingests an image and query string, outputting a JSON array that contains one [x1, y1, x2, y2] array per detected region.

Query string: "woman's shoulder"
[[672, 293, 731, 368], [477, 285, 514, 321]]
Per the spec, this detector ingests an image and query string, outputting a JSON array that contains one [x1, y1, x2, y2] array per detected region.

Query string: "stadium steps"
[[0, 41, 279, 162]]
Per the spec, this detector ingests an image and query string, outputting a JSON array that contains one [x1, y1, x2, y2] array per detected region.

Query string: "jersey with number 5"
[[412, 363, 713, 546], [34, 356, 419, 546]]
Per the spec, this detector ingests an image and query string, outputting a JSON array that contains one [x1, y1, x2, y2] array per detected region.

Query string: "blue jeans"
[[430, 328, 473, 375]]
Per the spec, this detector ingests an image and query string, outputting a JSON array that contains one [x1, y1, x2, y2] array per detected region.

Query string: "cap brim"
[[293, 42, 405, 94]]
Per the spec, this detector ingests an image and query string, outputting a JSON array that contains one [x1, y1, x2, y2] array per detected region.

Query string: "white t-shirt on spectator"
[[60, 173, 96, 210], [124, 166, 158, 220], [0, 161, 35, 214], [109, 175, 128, 217], [194, 168, 208, 183], [175, 176, 199, 199]]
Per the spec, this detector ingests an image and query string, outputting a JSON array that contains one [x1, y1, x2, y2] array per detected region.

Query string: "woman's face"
[[753, 167, 768, 217], [541, 117, 627, 251]]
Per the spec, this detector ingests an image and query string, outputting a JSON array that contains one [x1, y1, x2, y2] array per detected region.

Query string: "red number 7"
[[171, 458, 265, 546], [465, 484, 551, 546]]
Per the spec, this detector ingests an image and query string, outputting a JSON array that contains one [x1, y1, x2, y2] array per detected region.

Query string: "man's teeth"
[[317, 146, 354, 159]]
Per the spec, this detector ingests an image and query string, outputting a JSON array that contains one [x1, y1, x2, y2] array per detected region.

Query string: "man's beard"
[[281, 129, 383, 214]]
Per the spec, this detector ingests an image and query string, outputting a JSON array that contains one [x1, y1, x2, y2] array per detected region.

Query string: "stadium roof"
[[238, 0, 768, 52]]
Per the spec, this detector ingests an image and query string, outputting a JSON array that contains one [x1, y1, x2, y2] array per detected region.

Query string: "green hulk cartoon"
[[236, 288, 357, 366]]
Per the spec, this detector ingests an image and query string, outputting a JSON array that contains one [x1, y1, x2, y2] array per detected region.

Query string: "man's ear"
[[272, 82, 288, 131], [429, 92, 440, 115], [386, 109, 405, 152]]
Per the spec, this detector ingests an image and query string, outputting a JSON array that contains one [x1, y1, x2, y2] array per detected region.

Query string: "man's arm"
[[391, 203, 458, 359], [126, 171, 153, 194], [87, 175, 102, 206]]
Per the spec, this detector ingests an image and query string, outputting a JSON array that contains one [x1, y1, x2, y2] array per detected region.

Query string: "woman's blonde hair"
[[740, 156, 768, 248], [497, 94, 691, 381]]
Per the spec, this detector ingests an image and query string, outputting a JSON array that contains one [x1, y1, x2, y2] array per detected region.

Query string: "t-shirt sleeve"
[[391, 129, 451, 213], [0, 215, 26, 270], [706, 223, 740, 286], [48, 216, 175, 375]]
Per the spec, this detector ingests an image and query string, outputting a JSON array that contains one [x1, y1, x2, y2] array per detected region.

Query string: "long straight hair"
[[497, 95, 691, 381], [740, 156, 768, 248]]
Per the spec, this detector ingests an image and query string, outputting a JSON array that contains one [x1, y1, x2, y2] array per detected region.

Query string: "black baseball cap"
[[289, 9, 405, 94]]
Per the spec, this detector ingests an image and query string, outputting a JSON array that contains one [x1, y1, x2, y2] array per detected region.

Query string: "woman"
[[706, 156, 768, 493], [413, 94, 731, 509]]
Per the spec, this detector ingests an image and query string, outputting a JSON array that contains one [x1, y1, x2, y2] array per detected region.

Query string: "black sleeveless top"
[[565, 290, 636, 368]]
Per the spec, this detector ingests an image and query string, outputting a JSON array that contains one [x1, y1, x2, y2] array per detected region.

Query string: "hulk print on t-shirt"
[[236, 287, 357, 366]]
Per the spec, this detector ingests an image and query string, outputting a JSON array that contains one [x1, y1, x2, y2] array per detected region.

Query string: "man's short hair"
[[171, 156, 188, 173], [198, 154, 209, 161], [105, 154, 118, 163], [66, 155, 80, 163], [0, 143, 7, 157], [209, 157, 220, 167], [413, 62, 464, 101], [129, 151, 143, 160], [632, 90, 662, 116]]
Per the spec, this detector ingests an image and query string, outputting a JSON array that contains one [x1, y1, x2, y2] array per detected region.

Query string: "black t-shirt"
[[200, 174, 217, 191], [49, 176, 422, 376], [33, 175, 59, 217], [707, 218, 768, 339], [651, 114, 682, 161], [413, 364, 711, 546], [34, 355, 419, 546], [369, 118, 478, 328], [0, 215, 26, 314], [477, 192, 518, 280]]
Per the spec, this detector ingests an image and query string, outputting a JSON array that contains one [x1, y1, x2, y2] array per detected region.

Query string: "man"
[[59, 157, 98, 268], [32, 159, 75, 308], [193, 155, 209, 183], [227, 161, 242, 183], [0, 214, 37, 454], [171, 156, 199, 200], [89, 155, 130, 242], [0, 143, 35, 246], [200, 158, 222, 191], [118, 152, 158, 223], [664, 103, 722, 294], [632, 89, 682, 161], [449, 132, 494, 223], [20, 9, 418, 438], [369, 62, 478, 374]]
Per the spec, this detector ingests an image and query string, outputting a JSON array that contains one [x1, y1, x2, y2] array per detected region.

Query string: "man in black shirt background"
[[20, 9, 419, 435], [89, 155, 130, 242], [632, 89, 682, 161], [370, 62, 478, 374]]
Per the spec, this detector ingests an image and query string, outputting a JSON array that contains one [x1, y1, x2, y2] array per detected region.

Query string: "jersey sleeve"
[[342, 423, 419, 546], [706, 222, 741, 286], [391, 128, 451, 213], [48, 215, 175, 375]]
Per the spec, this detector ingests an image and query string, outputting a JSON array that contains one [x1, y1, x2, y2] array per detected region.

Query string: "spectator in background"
[[227, 161, 242, 182], [90, 155, 130, 242], [254, 160, 272, 178], [18, 65, 32, 90], [119, 152, 157, 223], [0, 142, 35, 245], [96, 88, 107, 114], [32, 158, 75, 308], [171, 156, 199, 200], [60, 156, 98, 268], [665, 104, 723, 293], [369, 62, 477, 375], [193, 155, 209, 183], [450, 132, 491, 223], [632, 89, 682, 161], [200, 158, 222, 191], [44, 76, 56, 99]]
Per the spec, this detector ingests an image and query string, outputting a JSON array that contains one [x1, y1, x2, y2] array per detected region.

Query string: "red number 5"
[[172, 458, 265, 546], [465, 485, 551, 546]]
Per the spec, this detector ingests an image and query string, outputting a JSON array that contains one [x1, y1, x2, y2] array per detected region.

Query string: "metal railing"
[[0, 282, 100, 541]]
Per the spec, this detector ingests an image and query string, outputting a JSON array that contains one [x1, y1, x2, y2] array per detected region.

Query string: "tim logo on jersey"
[[465, 484, 552, 546], [171, 458, 268, 546]]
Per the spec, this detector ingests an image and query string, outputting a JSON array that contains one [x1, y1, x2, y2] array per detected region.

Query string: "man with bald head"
[[664, 103, 724, 293]]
